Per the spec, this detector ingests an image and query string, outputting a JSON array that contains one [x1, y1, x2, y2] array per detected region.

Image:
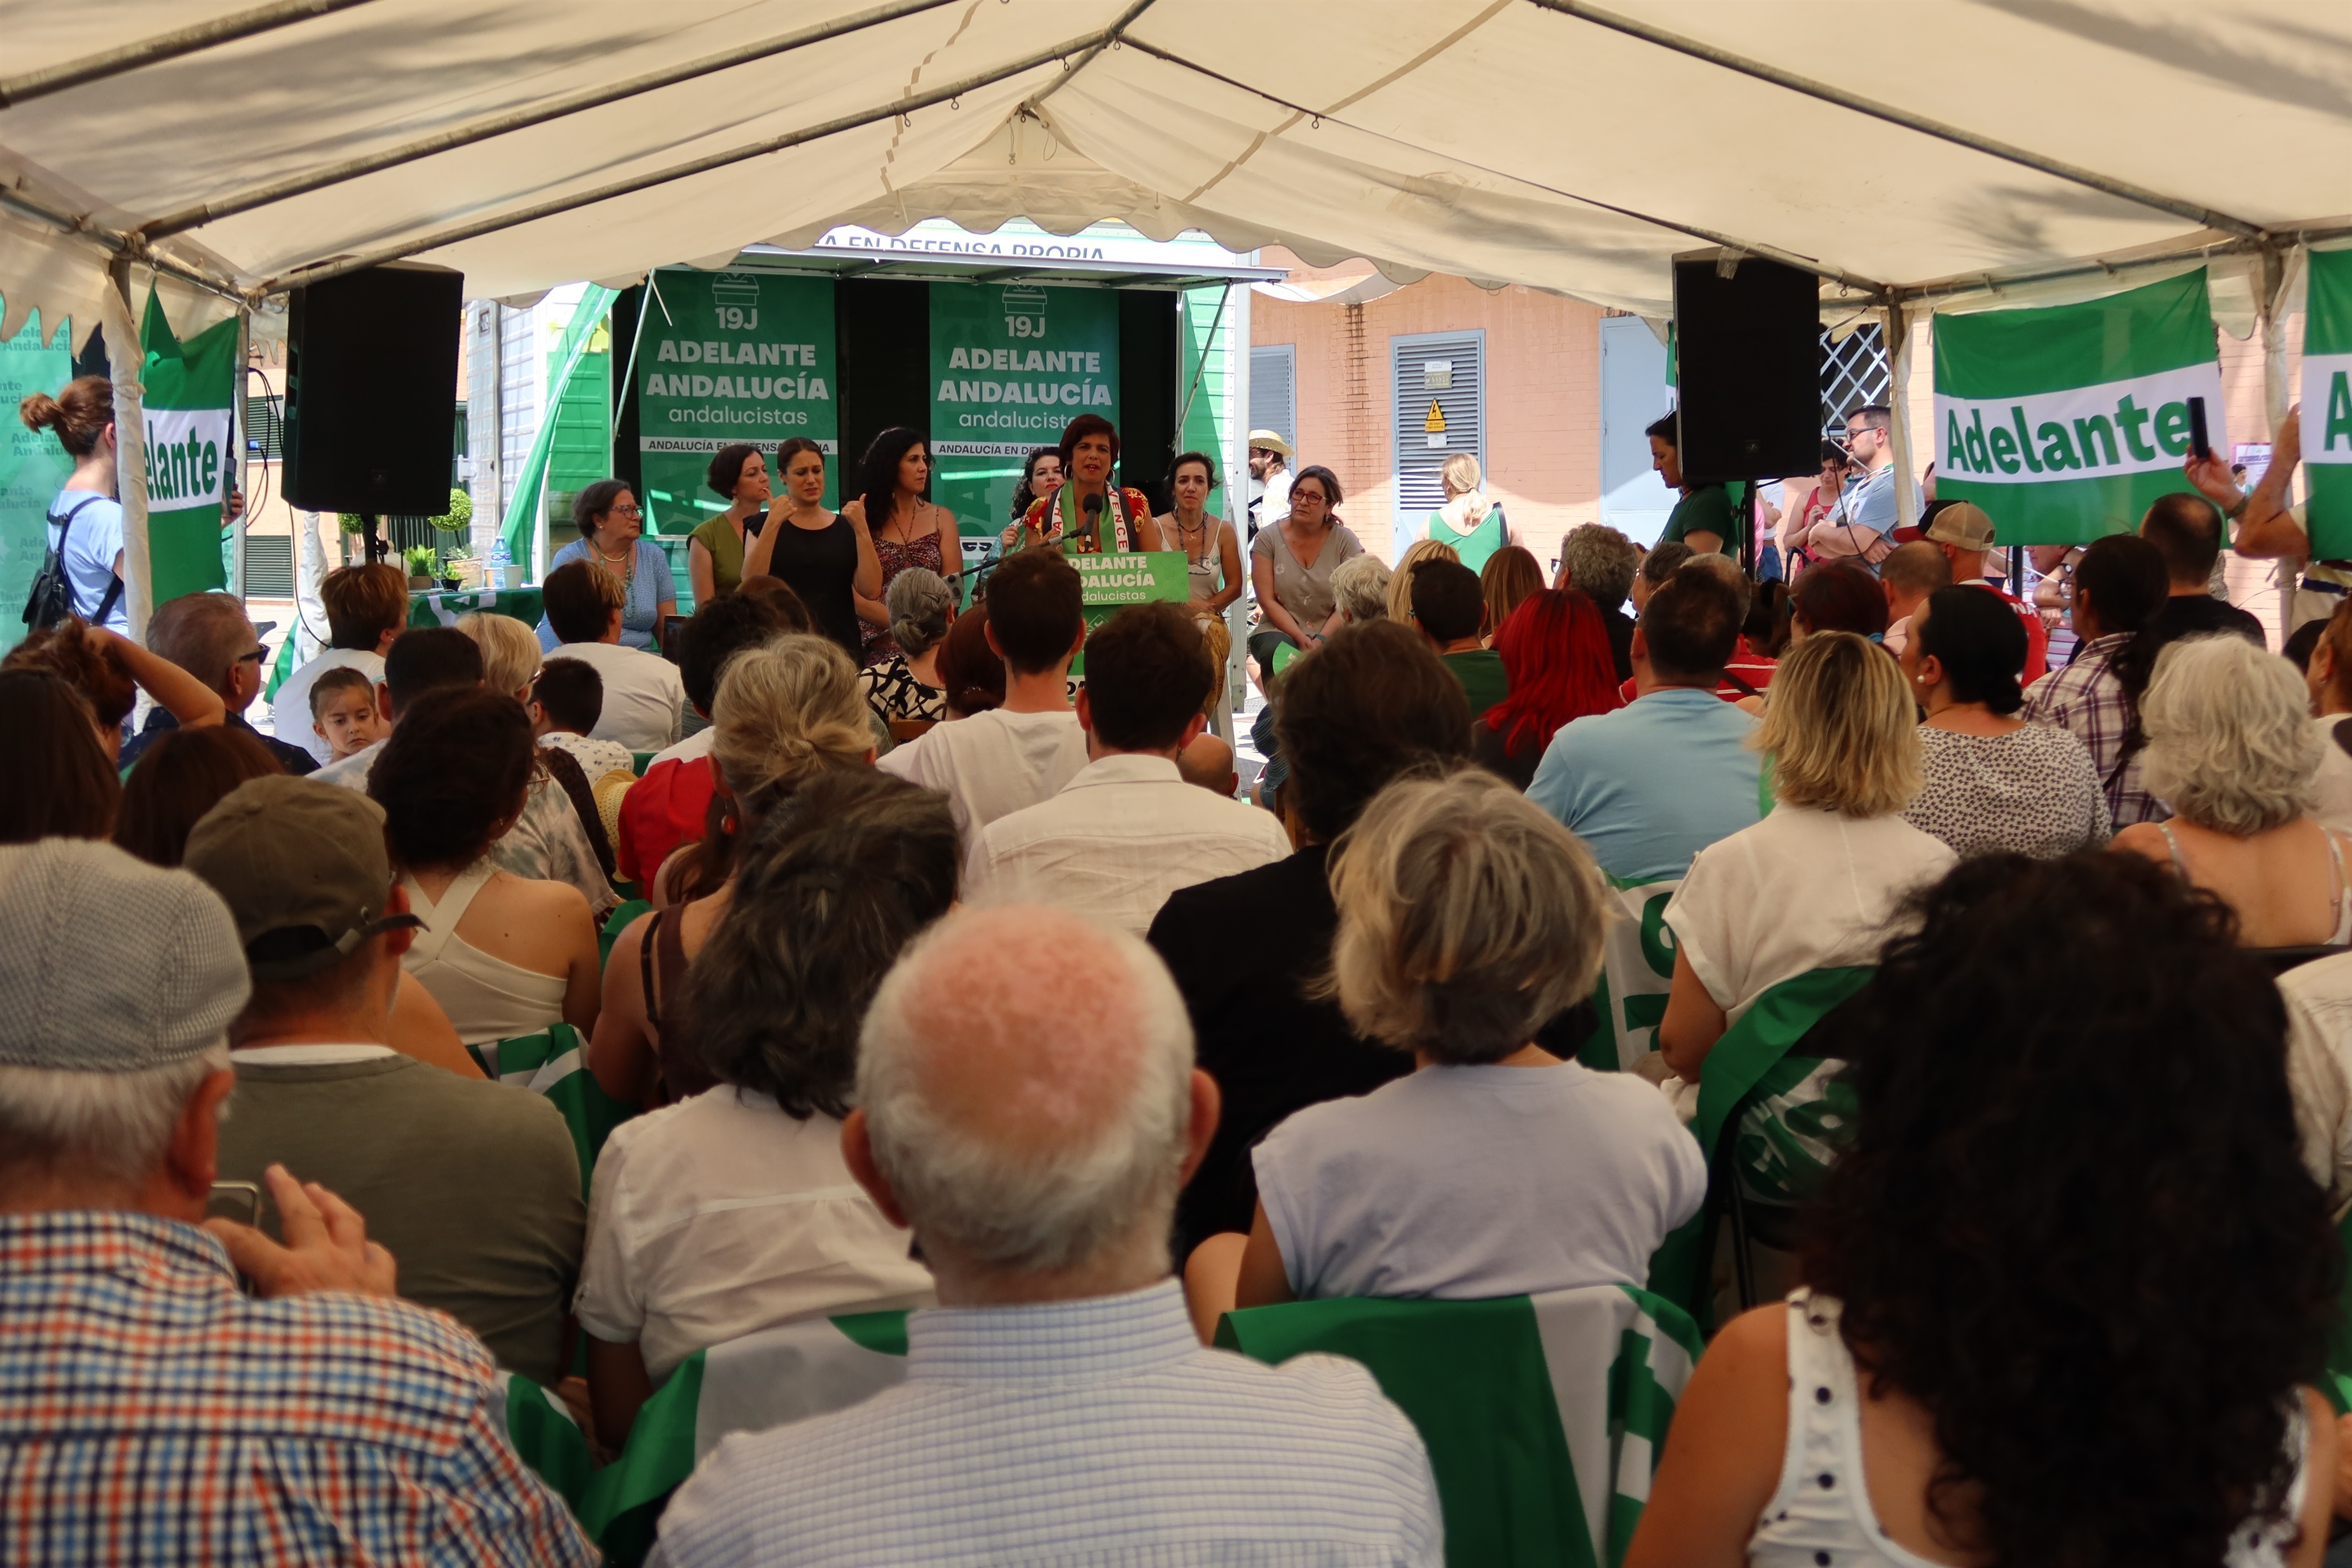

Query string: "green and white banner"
[[1933, 269, 2224, 545], [140, 290, 241, 601], [2303, 247, 2352, 558], [636, 268, 837, 535], [929, 283, 1118, 540], [0, 303, 73, 646]]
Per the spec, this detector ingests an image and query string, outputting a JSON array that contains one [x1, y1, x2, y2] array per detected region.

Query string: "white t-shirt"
[[2280, 952, 2352, 1220], [2310, 716, 2352, 836], [273, 648, 385, 765], [543, 640, 686, 753], [875, 707, 1090, 845], [1252, 1063, 1706, 1302], [964, 754, 1291, 936], [1666, 806, 1955, 1022], [573, 1087, 935, 1381]]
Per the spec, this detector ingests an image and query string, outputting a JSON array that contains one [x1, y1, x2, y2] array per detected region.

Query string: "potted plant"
[[402, 544, 437, 589]]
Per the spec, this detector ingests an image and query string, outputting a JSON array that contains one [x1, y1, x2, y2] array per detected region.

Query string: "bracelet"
[[2226, 494, 2250, 521]]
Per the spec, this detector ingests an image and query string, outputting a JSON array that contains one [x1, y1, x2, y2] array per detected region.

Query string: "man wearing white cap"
[[1247, 429, 1294, 536], [0, 838, 594, 1564]]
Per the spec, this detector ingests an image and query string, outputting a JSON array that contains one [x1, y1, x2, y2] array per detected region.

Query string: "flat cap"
[[0, 838, 250, 1072]]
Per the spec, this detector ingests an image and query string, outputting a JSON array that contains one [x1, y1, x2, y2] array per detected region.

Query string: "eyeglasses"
[[236, 646, 266, 665], [610, 504, 645, 517]]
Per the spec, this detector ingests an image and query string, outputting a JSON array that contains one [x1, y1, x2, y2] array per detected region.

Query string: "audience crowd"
[[11, 403, 2352, 1568]]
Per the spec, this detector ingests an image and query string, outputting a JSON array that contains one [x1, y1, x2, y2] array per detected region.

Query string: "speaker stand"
[[359, 514, 388, 566]]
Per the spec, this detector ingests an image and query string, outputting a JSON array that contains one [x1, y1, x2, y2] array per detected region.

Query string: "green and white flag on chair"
[[1933, 269, 2226, 545], [582, 1311, 912, 1565], [1218, 1285, 1701, 1568], [2304, 247, 2352, 559], [469, 1024, 637, 1197], [1582, 877, 1683, 1072]]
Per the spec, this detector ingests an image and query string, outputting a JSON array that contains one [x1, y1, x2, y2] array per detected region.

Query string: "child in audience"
[[531, 658, 634, 782], [309, 665, 381, 762]]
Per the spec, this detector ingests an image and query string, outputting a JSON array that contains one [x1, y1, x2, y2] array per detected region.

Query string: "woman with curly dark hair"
[[1627, 851, 2339, 1568]]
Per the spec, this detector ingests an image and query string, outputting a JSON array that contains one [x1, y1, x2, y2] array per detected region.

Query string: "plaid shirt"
[[2022, 631, 2165, 827], [0, 1210, 595, 1567]]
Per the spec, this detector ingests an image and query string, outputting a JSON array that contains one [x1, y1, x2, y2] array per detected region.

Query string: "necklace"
[[594, 541, 632, 575], [1175, 512, 1207, 560]]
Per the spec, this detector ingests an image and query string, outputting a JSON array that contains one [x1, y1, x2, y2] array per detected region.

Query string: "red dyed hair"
[[1484, 589, 1623, 760]]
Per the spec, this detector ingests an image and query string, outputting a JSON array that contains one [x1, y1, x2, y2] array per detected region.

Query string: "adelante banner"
[[636, 268, 838, 533], [2303, 247, 2352, 558], [140, 289, 240, 600], [1932, 269, 2223, 545], [929, 283, 1118, 542]]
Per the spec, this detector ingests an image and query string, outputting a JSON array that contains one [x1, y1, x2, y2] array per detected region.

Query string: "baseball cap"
[[0, 838, 250, 1071], [183, 775, 420, 981], [1925, 501, 1997, 552], [1247, 429, 1294, 459]]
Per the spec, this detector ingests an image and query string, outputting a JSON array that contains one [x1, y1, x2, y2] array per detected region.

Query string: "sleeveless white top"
[[1748, 1290, 2308, 1567], [399, 863, 569, 1046]]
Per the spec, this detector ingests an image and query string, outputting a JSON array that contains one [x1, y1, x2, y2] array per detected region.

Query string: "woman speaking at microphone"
[[1002, 414, 1161, 556]]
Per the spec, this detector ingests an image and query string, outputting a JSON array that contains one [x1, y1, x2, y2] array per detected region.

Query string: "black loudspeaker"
[[284, 263, 464, 515], [1671, 251, 1821, 483]]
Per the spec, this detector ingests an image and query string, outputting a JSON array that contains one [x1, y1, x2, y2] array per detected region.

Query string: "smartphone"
[[2187, 396, 2212, 463], [206, 1180, 261, 1228]]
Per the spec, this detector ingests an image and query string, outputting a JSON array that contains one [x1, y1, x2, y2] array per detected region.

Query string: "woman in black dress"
[[741, 437, 878, 660]]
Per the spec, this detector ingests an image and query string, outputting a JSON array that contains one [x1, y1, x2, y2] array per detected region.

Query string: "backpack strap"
[[45, 497, 120, 624]]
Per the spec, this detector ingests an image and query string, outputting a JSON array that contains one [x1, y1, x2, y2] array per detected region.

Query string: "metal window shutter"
[[1393, 334, 1484, 522], [244, 535, 294, 599], [1249, 345, 1296, 446], [243, 393, 284, 461]]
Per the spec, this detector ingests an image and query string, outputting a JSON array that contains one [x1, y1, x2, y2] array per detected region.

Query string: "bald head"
[[1880, 540, 1952, 619], [856, 906, 1199, 1278], [1177, 732, 1236, 798]]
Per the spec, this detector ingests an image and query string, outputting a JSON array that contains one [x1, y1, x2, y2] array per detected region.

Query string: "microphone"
[[1082, 491, 1105, 550]]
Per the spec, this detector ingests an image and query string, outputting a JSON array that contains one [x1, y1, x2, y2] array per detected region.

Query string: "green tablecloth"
[[264, 588, 545, 702]]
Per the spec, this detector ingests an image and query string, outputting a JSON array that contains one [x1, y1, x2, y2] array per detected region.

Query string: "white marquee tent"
[[2, 0, 2348, 620]]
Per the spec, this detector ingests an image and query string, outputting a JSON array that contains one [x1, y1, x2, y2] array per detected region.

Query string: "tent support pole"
[[1522, 0, 2268, 243], [0, 0, 377, 109], [136, 0, 962, 241], [260, 27, 1113, 294], [1025, 0, 1161, 111], [1882, 299, 1918, 534], [102, 259, 153, 640], [1115, 36, 1891, 303]]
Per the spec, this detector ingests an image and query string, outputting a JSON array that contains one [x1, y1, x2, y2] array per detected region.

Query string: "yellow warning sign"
[[1424, 400, 1446, 433]]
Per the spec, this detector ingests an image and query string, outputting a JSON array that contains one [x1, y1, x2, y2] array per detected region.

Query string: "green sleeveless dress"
[[1428, 505, 1507, 573]]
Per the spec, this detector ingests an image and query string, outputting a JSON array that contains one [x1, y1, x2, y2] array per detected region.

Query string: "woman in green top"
[[688, 443, 771, 604], [1425, 453, 1522, 573]]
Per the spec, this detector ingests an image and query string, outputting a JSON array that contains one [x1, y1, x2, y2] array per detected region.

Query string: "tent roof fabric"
[[2, 0, 2346, 344]]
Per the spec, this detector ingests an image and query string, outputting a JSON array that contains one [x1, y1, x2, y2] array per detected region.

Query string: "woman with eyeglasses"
[[538, 479, 678, 653]]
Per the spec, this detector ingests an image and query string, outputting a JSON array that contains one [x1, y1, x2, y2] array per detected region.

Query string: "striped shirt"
[[0, 1210, 596, 1567], [652, 1278, 1444, 1567]]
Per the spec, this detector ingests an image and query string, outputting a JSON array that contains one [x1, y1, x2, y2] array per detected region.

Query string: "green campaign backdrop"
[[929, 283, 1119, 543], [1931, 269, 2223, 545], [0, 303, 73, 646], [636, 268, 838, 536], [2304, 247, 2352, 558], [139, 290, 241, 601]]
